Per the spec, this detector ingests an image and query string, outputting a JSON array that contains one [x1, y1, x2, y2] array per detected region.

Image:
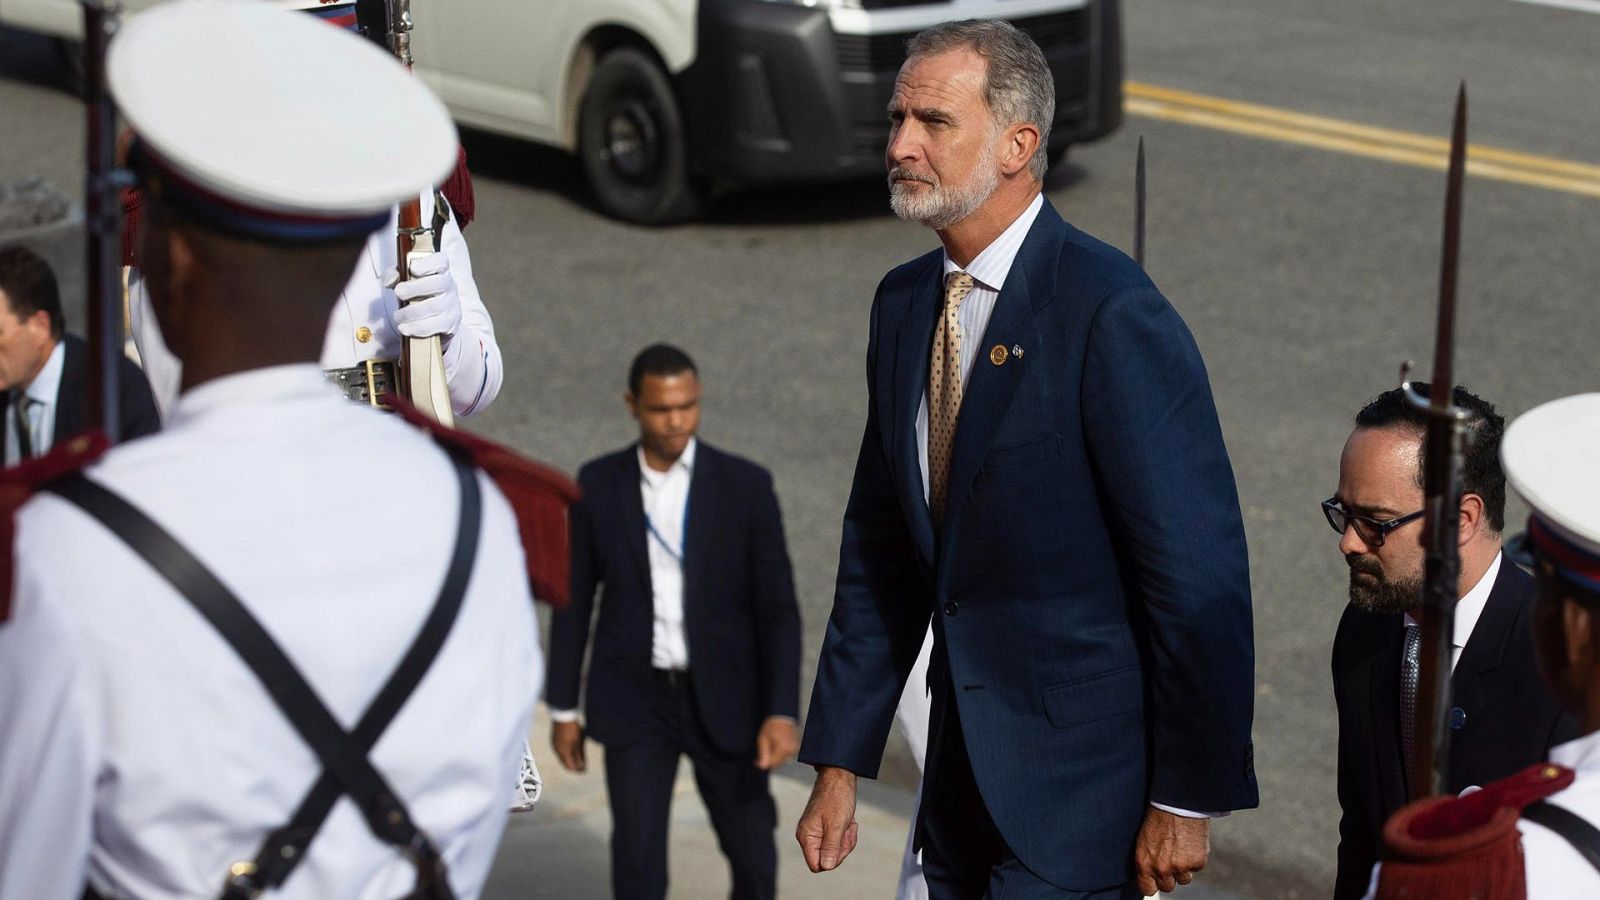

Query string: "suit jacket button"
[[943, 601, 958, 617]]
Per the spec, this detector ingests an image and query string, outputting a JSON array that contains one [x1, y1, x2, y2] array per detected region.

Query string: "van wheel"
[[578, 47, 707, 225]]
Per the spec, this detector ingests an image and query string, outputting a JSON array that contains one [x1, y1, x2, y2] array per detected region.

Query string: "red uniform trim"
[[0, 431, 111, 622]]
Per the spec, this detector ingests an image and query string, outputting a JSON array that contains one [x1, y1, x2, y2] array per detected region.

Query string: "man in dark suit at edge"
[[0, 245, 159, 464], [547, 343, 802, 900], [795, 19, 1258, 900], [1327, 386, 1574, 899]]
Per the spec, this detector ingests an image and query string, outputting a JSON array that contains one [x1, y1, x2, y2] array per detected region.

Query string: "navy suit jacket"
[[547, 441, 801, 755], [51, 333, 161, 448], [798, 200, 1259, 890], [1331, 560, 1575, 900]]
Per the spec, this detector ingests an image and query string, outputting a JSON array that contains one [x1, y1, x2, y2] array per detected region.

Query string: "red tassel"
[[0, 431, 111, 621], [440, 145, 475, 231], [388, 397, 579, 607]]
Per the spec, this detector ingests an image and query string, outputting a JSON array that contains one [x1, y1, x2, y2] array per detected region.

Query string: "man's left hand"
[[754, 717, 799, 770], [387, 251, 463, 340], [1134, 807, 1209, 894]]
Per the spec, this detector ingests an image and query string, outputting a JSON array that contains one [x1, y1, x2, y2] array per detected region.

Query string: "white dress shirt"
[[1402, 551, 1502, 673], [5, 338, 64, 464], [639, 438, 696, 671], [0, 365, 540, 900]]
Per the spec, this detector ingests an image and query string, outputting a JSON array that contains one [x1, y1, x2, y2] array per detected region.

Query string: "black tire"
[[577, 47, 707, 225]]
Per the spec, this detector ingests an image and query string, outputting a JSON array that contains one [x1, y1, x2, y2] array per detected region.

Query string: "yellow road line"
[[1124, 81, 1600, 199]]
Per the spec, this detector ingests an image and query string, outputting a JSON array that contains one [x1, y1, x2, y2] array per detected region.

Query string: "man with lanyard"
[[0, 3, 573, 897]]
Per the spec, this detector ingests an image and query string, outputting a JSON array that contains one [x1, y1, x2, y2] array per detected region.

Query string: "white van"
[[2, 0, 1124, 224]]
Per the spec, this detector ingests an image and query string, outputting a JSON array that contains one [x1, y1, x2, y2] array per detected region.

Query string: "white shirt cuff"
[[1151, 802, 1228, 819], [547, 707, 580, 723]]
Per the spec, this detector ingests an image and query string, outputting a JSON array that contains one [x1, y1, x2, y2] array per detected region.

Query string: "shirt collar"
[[164, 364, 341, 429], [942, 192, 1044, 291], [23, 339, 65, 405], [1402, 551, 1502, 650], [637, 436, 697, 484], [1550, 728, 1600, 772]]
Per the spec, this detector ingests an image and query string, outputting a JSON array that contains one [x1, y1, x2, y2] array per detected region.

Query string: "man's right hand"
[[551, 720, 586, 773], [796, 765, 859, 873]]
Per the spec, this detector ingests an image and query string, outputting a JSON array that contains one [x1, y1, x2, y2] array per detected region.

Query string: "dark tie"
[[1400, 622, 1421, 783], [10, 392, 34, 462]]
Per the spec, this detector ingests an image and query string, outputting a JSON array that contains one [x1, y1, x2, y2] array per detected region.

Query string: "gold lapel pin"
[[989, 344, 1008, 366]]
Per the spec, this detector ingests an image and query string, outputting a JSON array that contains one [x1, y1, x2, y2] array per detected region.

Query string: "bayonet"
[[82, 0, 125, 442], [1403, 83, 1470, 800], [1135, 136, 1146, 268]]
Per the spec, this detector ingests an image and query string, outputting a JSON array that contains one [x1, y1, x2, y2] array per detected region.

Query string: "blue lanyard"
[[644, 490, 690, 567]]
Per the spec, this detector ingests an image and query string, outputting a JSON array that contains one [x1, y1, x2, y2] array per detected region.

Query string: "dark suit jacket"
[[798, 199, 1259, 891], [1331, 559, 1575, 900], [546, 441, 801, 755], [45, 333, 160, 451]]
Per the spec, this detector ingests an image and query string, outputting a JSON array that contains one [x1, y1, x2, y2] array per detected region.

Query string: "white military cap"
[[1503, 393, 1600, 591], [110, 0, 456, 241]]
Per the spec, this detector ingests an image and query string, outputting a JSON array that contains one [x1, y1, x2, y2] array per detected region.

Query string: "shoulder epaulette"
[[0, 432, 110, 622], [390, 399, 580, 608], [1374, 763, 1575, 899]]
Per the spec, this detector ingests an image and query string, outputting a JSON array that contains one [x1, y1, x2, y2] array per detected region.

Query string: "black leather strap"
[[1524, 800, 1600, 875], [48, 446, 480, 899]]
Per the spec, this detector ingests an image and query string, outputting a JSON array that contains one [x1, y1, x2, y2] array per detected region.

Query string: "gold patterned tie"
[[928, 271, 975, 521]]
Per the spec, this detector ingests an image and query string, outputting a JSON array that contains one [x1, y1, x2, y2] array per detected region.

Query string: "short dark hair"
[[1354, 383, 1507, 532], [0, 245, 64, 338], [628, 343, 697, 396]]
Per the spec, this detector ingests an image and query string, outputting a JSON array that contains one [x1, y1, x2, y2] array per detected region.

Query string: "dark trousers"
[[602, 670, 777, 900], [919, 663, 1139, 900]]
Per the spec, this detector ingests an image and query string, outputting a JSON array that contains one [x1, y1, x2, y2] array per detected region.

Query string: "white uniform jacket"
[[1521, 731, 1600, 898], [130, 192, 502, 418], [0, 365, 540, 900]]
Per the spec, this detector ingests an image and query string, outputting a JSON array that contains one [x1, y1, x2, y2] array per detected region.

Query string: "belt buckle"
[[363, 359, 394, 410]]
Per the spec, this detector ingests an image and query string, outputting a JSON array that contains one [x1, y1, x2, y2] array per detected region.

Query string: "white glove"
[[385, 251, 463, 340]]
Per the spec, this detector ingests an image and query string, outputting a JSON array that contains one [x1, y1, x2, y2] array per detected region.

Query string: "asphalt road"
[[4, 1, 1599, 895]]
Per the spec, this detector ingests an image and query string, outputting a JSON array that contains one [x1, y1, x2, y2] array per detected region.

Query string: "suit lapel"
[[682, 445, 715, 616], [1451, 561, 1523, 684], [1367, 617, 1408, 813], [891, 260, 941, 570], [938, 212, 1051, 539], [616, 449, 651, 587], [54, 336, 83, 445]]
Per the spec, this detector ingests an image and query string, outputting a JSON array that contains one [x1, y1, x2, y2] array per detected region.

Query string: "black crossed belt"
[[324, 359, 398, 409]]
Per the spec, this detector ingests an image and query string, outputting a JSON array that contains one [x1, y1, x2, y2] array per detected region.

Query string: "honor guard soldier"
[[124, 0, 501, 420], [0, 3, 575, 898], [1366, 394, 1600, 899]]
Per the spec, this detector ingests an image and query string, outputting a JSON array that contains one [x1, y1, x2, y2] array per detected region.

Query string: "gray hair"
[[906, 19, 1055, 180]]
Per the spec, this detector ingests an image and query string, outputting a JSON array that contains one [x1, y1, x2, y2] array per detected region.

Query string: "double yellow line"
[[1125, 81, 1600, 199]]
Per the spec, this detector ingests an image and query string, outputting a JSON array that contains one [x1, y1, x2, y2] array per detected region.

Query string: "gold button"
[[355, 326, 372, 343], [1544, 766, 1562, 779], [989, 344, 1008, 366]]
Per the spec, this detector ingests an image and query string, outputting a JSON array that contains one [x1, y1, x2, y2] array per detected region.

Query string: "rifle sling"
[[47, 445, 480, 899], [1523, 800, 1600, 876]]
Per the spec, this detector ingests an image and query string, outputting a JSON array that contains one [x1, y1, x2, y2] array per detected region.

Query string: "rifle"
[[1401, 84, 1472, 801], [1134, 135, 1146, 268], [82, 0, 125, 442], [384, 0, 454, 426]]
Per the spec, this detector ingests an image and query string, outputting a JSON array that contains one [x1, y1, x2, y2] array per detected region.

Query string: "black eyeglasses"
[[1321, 498, 1425, 548]]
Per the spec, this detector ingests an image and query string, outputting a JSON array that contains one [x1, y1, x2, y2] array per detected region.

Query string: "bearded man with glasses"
[[1327, 384, 1575, 900]]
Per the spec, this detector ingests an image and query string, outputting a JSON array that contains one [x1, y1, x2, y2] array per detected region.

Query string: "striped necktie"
[[10, 392, 35, 463], [1400, 622, 1421, 784], [928, 271, 975, 522]]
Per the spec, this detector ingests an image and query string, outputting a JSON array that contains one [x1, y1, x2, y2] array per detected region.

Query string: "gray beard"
[[888, 147, 1001, 231], [1346, 556, 1424, 614]]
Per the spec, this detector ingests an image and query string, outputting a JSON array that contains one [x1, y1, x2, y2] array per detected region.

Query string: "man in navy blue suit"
[[795, 20, 1258, 899], [547, 344, 802, 900]]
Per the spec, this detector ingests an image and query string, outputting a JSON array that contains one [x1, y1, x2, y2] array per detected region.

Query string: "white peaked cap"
[[109, 0, 456, 222], [1503, 393, 1600, 562]]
